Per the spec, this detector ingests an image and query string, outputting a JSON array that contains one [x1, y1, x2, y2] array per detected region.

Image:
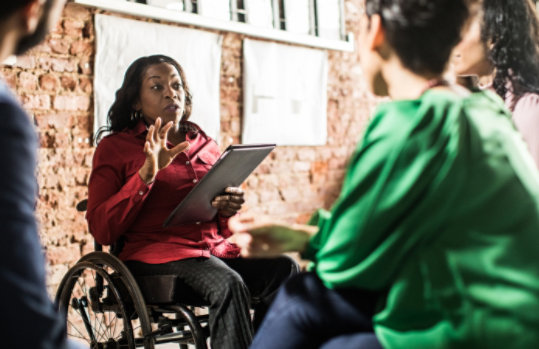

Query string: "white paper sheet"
[[94, 14, 222, 141], [243, 39, 327, 145]]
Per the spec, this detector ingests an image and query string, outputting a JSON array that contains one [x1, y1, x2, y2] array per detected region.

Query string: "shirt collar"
[[128, 119, 203, 141]]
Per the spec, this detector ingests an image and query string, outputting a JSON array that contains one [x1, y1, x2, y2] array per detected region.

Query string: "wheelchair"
[[55, 199, 211, 348]]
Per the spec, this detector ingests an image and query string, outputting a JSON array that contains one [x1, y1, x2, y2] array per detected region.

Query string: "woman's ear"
[[367, 14, 385, 51], [20, 0, 44, 33]]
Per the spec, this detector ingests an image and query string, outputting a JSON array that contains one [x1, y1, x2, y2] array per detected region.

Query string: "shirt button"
[[138, 190, 144, 196], [186, 161, 190, 165], [193, 179, 198, 183]]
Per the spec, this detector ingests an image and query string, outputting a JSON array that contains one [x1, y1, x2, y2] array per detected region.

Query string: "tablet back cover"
[[163, 144, 275, 227]]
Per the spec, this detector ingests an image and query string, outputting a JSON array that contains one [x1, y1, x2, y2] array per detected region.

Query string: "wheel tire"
[[56, 252, 154, 349]]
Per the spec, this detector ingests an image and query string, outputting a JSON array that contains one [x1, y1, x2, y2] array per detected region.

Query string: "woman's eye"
[[173, 83, 182, 90], [151, 85, 162, 91]]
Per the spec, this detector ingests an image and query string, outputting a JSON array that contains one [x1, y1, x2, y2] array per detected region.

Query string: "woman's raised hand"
[[139, 117, 189, 184]]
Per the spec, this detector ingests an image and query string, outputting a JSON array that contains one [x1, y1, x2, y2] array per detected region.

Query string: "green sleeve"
[[313, 102, 462, 290], [301, 208, 331, 261]]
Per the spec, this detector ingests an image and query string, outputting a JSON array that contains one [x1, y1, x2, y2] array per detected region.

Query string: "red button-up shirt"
[[86, 120, 240, 264]]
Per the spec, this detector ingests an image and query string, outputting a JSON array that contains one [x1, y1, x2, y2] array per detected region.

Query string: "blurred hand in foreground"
[[228, 213, 318, 257]]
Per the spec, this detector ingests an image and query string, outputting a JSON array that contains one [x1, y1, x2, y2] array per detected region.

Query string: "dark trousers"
[[125, 255, 298, 349], [250, 272, 383, 349]]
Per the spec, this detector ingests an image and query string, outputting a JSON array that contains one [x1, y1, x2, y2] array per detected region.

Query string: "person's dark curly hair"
[[96, 54, 193, 142], [365, 0, 469, 76], [480, 0, 539, 104]]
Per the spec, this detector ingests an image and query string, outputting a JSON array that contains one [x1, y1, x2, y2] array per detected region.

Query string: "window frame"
[[73, 0, 354, 51]]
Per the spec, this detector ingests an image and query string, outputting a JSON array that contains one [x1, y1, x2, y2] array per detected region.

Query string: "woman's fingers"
[[160, 121, 174, 145], [221, 187, 245, 204], [146, 124, 154, 140], [212, 194, 244, 211], [143, 140, 150, 154], [224, 187, 243, 195], [170, 141, 190, 157], [153, 117, 162, 142]]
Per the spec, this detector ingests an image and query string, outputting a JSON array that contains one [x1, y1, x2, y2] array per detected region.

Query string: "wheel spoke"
[[60, 263, 135, 347]]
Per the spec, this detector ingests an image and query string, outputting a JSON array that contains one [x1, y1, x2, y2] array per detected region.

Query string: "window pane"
[[197, 0, 232, 20], [283, 0, 311, 35], [245, 0, 275, 27], [146, 0, 184, 11], [316, 0, 341, 40]]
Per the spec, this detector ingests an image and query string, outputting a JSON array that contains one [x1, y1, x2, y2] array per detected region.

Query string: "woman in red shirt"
[[86, 54, 298, 349]]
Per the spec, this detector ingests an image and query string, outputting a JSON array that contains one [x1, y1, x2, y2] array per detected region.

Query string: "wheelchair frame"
[[55, 200, 211, 349]]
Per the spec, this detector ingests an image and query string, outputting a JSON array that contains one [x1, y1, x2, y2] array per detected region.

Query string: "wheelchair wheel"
[[56, 252, 154, 349]]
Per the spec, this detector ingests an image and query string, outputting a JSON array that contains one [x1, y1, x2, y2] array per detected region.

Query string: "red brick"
[[70, 39, 93, 56], [63, 18, 85, 36], [13, 55, 36, 69], [60, 75, 77, 91], [78, 57, 93, 75], [39, 130, 71, 148], [21, 94, 51, 110], [34, 112, 73, 129], [49, 38, 71, 54], [18, 71, 38, 90], [39, 73, 59, 91], [78, 76, 93, 94], [38, 57, 77, 73], [63, 3, 92, 21], [53, 95, 91, 111], [0, 69, 17, 90]]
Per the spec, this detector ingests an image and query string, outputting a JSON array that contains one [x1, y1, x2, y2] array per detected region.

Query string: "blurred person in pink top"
[[452, 0, 539, 168]]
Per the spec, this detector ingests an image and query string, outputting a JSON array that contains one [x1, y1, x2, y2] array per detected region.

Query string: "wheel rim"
[[58, 261, 135, 348]]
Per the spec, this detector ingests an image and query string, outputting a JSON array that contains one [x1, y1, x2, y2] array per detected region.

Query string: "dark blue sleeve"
[[0, 100, 80, 349]]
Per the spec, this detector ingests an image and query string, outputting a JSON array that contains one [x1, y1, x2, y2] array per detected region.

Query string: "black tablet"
[[163, 143, 276, 227]]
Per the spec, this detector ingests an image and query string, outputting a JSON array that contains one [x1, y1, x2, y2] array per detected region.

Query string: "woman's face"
[[451, 12, 492, 77], [135, 62, 186, 125]]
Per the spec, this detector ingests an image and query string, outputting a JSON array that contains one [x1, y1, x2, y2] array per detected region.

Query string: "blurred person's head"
[[0, 0, 67, 60], [358, 0, 469, 97], [452, 0, 539, 99], [100, 55, 193, 140]]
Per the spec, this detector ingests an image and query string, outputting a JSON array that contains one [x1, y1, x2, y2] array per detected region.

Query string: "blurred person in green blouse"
[[228, 0, 539, 348]]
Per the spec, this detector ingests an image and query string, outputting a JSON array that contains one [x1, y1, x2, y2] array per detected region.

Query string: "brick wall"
[[0, 0, 376, 294]]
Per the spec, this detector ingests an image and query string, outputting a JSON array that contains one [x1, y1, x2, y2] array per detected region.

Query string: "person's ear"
[[367, 14, 385, 51], [20, 0, 45, 34]]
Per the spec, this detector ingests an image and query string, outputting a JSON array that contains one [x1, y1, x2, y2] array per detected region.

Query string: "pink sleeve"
[[512, 93, 539, 170]]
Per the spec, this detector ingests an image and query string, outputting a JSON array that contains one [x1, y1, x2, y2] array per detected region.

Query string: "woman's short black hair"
[[96, 54, 193, 142], [481, 0, 539, 102], [365, 0, 469, 76]]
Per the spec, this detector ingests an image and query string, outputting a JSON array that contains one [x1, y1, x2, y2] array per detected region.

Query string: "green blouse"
[[305, 89, 539, 348]]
